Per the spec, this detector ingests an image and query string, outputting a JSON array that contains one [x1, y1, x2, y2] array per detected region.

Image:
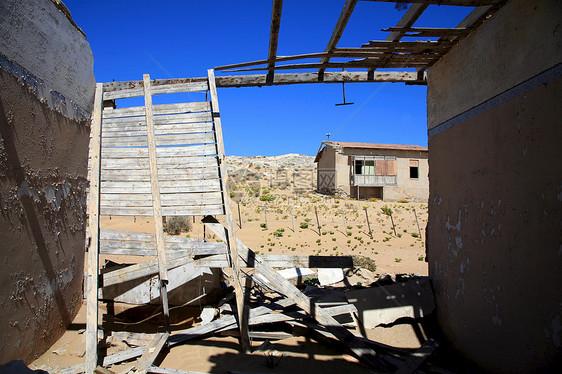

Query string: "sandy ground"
[[31, 192, 430, 373]]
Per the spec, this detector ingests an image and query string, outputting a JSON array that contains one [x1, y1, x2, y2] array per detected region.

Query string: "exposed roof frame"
[[266, 0, 283, 83]]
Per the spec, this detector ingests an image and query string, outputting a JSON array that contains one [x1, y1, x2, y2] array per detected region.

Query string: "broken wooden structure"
[[79, 2, 509, 372]]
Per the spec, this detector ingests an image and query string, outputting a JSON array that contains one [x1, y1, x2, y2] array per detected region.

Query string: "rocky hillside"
[[226, 154, 317, 193]]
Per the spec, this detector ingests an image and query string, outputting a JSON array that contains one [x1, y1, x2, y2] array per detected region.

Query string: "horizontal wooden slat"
[[101, 179, 221, 193], [101, 156, 218, 170], [100, 193, 223, 207], [103, 81, 209, 100], [101, 168, 220, 182], [101, 132, 215, 148], [100, 204, 224, 216], [102, 112, 212, 126], [103, 102, 211, 119], [100, 240, 226, 257], [101, 123, 214, 137], [194, 254, 354, 268], [101, 144, 217, 159]]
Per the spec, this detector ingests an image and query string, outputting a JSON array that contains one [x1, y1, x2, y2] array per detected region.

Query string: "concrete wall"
[[340, 148, 429, 202], [0, 0, 94, 364], [426, 0, 562, 371]]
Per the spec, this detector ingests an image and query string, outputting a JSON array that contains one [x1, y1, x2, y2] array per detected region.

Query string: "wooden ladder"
[[85, 70, 248, 373]]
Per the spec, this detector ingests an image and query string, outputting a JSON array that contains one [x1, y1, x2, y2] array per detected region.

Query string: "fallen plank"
[[203, 217, 394, 370], [136, 332, 170, 374], [193, 254, 354, 268]]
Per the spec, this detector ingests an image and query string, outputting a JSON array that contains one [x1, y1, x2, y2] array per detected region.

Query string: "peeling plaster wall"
[[0, 0, 94, 364], [426, 0, 562, 371]]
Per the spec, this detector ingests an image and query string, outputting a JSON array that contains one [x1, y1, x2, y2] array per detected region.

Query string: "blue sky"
[[64, 1, 472, 157]]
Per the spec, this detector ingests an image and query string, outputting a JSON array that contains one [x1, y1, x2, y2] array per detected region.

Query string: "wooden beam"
[[385, 3, 428, 41], [203, 217, 395, 370], [193, 254, 354, 268], [143, 74, 171, 335], [319, 0, 358, 77], [360, 0, 504, 6], [382, 27, 468, 38], [85, 82, 104, 374], [135, 332, 170, 374], [221, 59, 436, 72], [266, 0, 283, 83], [207, 69, 250, 353], [214, 70, 424, 87]]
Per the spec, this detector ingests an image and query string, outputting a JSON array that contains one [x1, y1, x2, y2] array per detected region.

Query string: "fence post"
[[364, 207, 372, 238], [315, 206, 321, 236]]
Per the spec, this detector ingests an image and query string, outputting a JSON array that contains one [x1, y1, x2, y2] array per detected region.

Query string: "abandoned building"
[[0, 0, 560, 373], [314, 141, 428, 201]]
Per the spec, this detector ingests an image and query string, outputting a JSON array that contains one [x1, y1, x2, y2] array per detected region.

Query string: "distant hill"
[[226, 154, 316, 193]]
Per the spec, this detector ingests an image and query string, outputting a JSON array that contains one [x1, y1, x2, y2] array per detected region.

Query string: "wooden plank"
[[361, 0, 503, 5], [203, 217, 392, 370], [101, 253, 192, 287], [103, 81, 208, 100], [214, 71, 424, 87], [148, 367, 208, 374], [102, 123, 214, 137], [100, 204, 224, 217], [266, 0, 283, 82], [101, 168, 220, 182], [101, 179, 222, 194], [101, 132, 216, 148], [102, 112, 212, 126], [85, 82, 104, 374], [101, 144, 217, 159], [170, 298, 295, 345], [102, 102, 210, 119], [208, 68, 250, 353], [143, 74, 171, 333], [318, 0, 358, 76], [100, 195, 223, 208], [194, 254, 354, 268], [382, 27, 467, 38], [100, 242, 225, 257], [101, 156, 218, 170], [385, 3, 428, 42], [135, 332, 169, 374]]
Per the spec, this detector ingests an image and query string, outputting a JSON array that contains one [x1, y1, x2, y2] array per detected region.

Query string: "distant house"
[[314, 141, 429, 201]]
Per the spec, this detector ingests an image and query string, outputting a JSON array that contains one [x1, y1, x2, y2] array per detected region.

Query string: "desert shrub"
[[260, 223, 267, 229], [368, 197, 380, 202], [273, 228, 284, 237], [163, 216, 192, 235], [351, 255, 377, 272], [381, 205, 393, 216], [395, 258, 402, 263], [397, 199, 409, 203], [260, 194, 275, 202], [411, 232, 419, 238], [300, 222, 309, 229]]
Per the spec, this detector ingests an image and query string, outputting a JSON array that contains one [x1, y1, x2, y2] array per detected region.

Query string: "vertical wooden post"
[[290, 205, 295, 232], [208, 69, 250, 353], [143, 74, 171, 334], [414, 208, 422, 239], [389, 210, 397, 236], [237, 202, 242, 229], [341, 208, 347, 235], [85, 82, 103, 373], [314, 206, 321, 236], [264, 205, 268, 229], [364, 207, 372, 238]]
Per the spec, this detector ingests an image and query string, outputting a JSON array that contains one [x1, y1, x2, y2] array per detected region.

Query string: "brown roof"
[[328, 141, 428, 152], [315, 141, 427, 163]]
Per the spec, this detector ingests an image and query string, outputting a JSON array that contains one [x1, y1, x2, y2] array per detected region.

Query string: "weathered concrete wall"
[[0, 0, 94, 364], [340, 148, 429, 202], [426, 0, 562, 371], [316, 145, 337, 193]]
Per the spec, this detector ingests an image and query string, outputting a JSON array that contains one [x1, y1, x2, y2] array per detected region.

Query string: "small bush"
[[397, 199, 409, 203], [381, 205, 393, 216], [352, 255, 377, 272], [300, 222, 309, 229], [260, 194, 275, 202], [411, 232, 419, 238], [395, 258, 402, 263], [273, 228, 284, 237], [418, 256, 425, 261], [260, 223, 267, 229], [163, 216, 192, 235]]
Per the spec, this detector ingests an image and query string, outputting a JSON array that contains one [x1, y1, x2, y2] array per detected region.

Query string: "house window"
[[354, 159, 374, 175], [409, 159, 419, 179]]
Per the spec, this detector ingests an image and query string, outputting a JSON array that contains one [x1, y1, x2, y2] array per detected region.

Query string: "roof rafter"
[[266, 0, 284, 83], [318, 0, 358, 78], [360, 0, 505, 6]]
